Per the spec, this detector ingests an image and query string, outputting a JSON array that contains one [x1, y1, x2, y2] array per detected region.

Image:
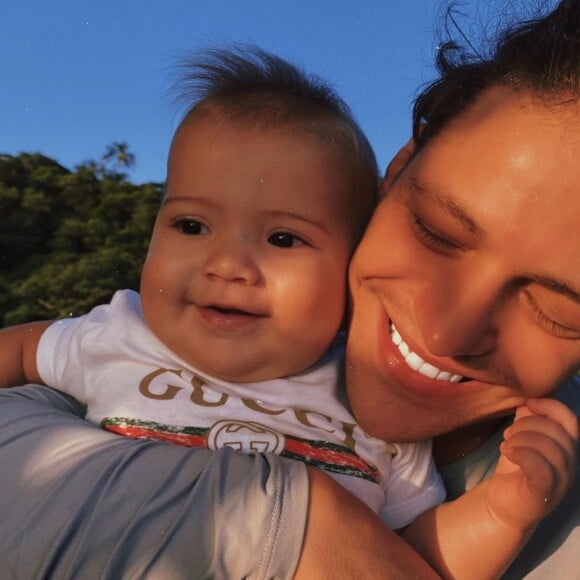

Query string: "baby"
[[0, 46, 575, 577]]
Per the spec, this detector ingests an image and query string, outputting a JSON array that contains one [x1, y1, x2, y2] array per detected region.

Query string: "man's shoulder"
[[555, 375, 580, 413]]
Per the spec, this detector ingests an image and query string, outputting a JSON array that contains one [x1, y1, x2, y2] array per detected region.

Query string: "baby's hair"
[[413, 0, 580, 148], [171, 44, 378, 192]]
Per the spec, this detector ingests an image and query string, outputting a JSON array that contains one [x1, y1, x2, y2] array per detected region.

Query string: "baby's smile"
[[196, 303, 267, 330]]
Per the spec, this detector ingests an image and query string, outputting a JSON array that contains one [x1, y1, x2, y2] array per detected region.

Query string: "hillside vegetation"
[[0, 147, 162, 326]]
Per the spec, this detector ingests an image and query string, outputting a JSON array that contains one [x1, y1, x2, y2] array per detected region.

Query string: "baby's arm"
[[402, 398, 578, 579], [0, 321, 50, 387]]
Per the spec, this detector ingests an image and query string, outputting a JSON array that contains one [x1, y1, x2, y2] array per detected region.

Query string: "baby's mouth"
[[209, 306, 251, 316], [390, 322, 467, 383], [197, 304, 266, 328], [204, 304, 265, 319]]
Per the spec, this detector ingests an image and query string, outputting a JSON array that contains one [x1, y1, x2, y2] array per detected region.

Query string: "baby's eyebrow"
[[160, 197, 328, 232], [161, 195, 216, 209], [267, 210, 329, 233], [409, 177, 484, 237]]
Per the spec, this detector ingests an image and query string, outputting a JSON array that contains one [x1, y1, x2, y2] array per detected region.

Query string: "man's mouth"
[[390, 322, 464, 383]]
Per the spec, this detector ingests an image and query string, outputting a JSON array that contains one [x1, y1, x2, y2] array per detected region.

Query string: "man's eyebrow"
[[407, 180, 580, 305], [536, 276, 580, 304], [409, 177, 484, 237]]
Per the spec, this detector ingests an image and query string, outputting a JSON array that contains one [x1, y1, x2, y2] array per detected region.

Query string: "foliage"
[[0, 148, 162, 326]]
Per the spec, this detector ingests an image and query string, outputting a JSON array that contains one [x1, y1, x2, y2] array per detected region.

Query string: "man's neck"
[[432, 417, 509, 467]]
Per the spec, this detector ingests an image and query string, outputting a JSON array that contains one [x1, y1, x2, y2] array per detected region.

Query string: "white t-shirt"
[[37, 289, 445, 529]]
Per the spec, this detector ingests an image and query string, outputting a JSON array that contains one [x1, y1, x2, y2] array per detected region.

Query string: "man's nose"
[[416, 268, 505, 359], [203, 236, 261, 285]]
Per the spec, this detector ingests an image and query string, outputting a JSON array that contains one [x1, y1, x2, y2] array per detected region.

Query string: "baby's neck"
[[432, 417, 508, 467]]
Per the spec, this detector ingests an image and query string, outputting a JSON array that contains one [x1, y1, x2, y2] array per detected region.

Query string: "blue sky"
[[1, 0, 496, 184]]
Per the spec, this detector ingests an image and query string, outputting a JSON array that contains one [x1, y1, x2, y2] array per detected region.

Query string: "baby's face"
[[141, 114, 361, 382]]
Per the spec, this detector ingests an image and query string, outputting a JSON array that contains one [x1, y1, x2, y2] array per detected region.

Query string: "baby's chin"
[[207, 362, 316, 384], [199, 350, 329, 384]]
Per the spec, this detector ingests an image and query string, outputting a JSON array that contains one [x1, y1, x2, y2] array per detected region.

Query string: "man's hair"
[[171, 45, 378, 189], [413, 0, 580, 148]]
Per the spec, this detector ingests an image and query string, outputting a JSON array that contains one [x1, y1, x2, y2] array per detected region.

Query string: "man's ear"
[[384, 137, 416, 185], [378, 137, 416, 200]]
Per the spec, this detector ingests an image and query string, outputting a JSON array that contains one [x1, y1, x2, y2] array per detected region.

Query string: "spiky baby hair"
[[170, 44, 378, 188]]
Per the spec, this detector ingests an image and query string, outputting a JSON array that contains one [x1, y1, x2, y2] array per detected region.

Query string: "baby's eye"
[[174, 219, 208, 236], [267, 231, 305, 248]]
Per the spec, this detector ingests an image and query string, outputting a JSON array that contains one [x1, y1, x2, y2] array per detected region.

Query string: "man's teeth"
[[390, 323, 463, 383]]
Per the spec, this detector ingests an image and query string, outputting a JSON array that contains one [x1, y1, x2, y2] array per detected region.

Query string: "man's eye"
[[174, 219, 208, 236], [412, 215, 463, 252], [267, 231, 304, 248], [524, 291, 580, 340]]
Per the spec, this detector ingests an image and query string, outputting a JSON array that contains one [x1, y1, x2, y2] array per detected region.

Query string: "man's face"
[[141, 114, 361, 382], [347, 88, 580, 442]]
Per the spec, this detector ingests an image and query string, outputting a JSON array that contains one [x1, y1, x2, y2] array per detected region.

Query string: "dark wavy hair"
[[413, 0, 580, 148]]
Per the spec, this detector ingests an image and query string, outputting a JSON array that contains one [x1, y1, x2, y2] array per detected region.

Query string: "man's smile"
[[390, 322, 463, 382]]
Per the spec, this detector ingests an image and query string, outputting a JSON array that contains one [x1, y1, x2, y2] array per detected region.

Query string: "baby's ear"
[[378, 137, 416, 200]]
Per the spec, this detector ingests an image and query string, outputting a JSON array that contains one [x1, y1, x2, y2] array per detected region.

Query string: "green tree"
[[0, 147, 162, 327], [101, 142, 136, 177]]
